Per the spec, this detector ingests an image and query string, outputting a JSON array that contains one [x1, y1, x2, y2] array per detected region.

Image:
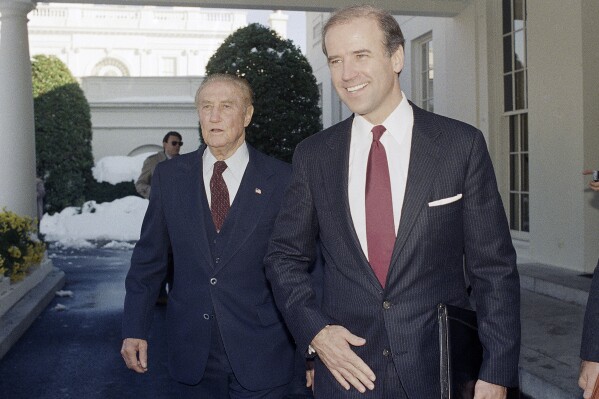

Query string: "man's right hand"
[[310, 325, 376, 393], [121, 338, 149, 373]]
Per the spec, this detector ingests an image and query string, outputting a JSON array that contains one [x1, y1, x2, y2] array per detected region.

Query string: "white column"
[[268, 10, 289, 39], [0, 0, 37, 217]]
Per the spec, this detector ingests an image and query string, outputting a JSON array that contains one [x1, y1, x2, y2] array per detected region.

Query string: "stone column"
[[0, 0, 37, 217]]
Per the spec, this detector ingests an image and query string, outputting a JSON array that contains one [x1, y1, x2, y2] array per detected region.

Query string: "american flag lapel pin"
[[255, 188, 262, 195]]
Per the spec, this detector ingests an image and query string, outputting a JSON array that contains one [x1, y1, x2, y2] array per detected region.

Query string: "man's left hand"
[[579, 360, 599, 399], [473, 379, 507, 399]]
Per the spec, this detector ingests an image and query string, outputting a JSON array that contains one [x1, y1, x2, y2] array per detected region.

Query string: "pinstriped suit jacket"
[[265, 103, 521, 398]]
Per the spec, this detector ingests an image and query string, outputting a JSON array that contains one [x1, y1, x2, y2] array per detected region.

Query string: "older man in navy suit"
[[265, 5, 520, 399], [121, 74, 308, 398]]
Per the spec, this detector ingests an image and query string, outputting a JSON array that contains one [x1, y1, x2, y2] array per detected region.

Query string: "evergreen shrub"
[[205, 23, 322, 162], [32, 55, 95, 214]]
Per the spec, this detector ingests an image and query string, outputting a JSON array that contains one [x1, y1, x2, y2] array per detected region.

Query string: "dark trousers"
[[176, 319, 298, 399]]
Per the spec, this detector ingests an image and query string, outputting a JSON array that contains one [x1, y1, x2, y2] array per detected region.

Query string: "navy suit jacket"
[[265, 104, 521, 398], [123, 144, 296, 390]]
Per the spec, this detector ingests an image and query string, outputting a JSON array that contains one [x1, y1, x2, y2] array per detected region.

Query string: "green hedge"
[[205, 23, 322, 163], [85, 180, 139, 204], [32, 55, 95, 214]]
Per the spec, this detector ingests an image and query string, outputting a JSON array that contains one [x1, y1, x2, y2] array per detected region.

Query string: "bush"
[[85, 180, 139, 204], [205, 23, 322, 163], [32, 55, 95, 214], [0, 209, 46, 282]]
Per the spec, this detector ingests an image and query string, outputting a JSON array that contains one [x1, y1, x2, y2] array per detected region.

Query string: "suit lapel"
[[323, 117, 383, 291], [213, 145, 273, 274], [390, 103, 442, 265], [175, 146, 214, 268]]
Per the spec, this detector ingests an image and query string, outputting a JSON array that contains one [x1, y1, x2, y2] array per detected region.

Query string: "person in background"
[[579, 170, 599, 399], [122, 74, 310, 398], [134, 131, 182, 305], [135, 131, 183, 199], [265, 5, 520, 398]]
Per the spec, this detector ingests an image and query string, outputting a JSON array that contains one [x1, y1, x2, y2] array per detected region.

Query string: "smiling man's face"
[[324, 17, 404, 125], [197, 80, 253, 160]]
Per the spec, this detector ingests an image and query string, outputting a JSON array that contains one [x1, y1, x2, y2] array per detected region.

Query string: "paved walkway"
[[0, 248, 592, 398]]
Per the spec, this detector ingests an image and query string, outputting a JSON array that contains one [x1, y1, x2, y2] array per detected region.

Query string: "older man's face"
[[197, 81, 253, 160]]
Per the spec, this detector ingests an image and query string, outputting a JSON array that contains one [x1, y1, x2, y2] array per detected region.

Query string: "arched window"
[[91, 58, 130, 77]]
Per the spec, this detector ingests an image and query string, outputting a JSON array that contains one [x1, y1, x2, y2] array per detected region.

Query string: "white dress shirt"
[[348, 93, 414, 259], [202, 142, 249, 207]]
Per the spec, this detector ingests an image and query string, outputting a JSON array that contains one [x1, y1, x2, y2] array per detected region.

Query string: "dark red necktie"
[[365, 125, 396, 287], [210, 161, 229, 232]]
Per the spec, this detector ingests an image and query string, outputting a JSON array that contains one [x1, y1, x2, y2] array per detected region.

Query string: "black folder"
[[438, 303, 482, 399], [438, 303, 519, 399]]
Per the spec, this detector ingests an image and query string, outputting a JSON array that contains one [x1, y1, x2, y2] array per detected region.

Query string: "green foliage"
[[205, 23, 322, 162], [0, 209, 46, 282], [85, 180, 139, 204], [32, 55, 95, 214]]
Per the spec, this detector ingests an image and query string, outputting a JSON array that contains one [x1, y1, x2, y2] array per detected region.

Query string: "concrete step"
[[0, 267, 65, 360], [518, 262, 591, 399]]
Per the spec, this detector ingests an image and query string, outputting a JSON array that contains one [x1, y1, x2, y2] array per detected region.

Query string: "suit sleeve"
[[123, 164, 170, 339], [135, 157, 153, 199], [462, 131, 521, 387], [581, 261, 599, 362], [265, 142, 333, 353]]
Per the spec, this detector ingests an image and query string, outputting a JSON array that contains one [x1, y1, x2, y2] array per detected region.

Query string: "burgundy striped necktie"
[[210, 160, 229, 232], [365, 125, 396, 287]]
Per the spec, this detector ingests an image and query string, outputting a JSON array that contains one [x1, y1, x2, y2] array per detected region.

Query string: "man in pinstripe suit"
[[265, 5, 520, 399]]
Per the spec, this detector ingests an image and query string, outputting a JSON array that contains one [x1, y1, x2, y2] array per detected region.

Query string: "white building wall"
[[28, 4, 247, 77], [81, 76, 203, 161]]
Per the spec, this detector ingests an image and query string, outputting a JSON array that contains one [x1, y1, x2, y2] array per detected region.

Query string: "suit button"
[[203, 314, 210, 320], [215, 257, 220, 264], [210, 278, 217, 285], [382, 301, 391, 309], [383, 349, 391, 357]]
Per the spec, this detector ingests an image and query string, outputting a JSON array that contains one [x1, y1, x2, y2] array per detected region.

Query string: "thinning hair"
[[322, 4, 405, 57], [194, 73, 254, 108]]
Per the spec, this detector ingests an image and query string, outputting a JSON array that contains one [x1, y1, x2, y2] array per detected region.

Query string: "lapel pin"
[[255, 188, 262, 195]]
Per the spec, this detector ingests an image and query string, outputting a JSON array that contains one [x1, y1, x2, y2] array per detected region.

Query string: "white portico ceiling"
[[48, 0, 470, 17]]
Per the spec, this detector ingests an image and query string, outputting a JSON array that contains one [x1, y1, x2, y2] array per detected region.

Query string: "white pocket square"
[[428, 193, 463, 207]]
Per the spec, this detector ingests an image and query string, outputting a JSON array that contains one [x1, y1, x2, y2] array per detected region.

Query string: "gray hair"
[[194, 73, 254, 108]]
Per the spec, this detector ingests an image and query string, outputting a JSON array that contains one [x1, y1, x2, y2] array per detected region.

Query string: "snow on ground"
[[92, 152, 153, 184], [41, 153, 153, 249]]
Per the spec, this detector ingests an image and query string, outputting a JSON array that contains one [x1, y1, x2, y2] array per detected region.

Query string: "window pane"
[[514, 30, 526, 70], [521, 153, 529, 191], [514, 0, 525, 30], [521, 194, 529, 232], [428, 75, 434, 99], [510, 154, 519, 191], [515, 70, 526, 109], [428, 41, 434, 69], [421, 72, 428, 100], [421, 43, 428, 73], [520, 114, 528, 151], [509, 115, 518, 152], [503, 35, 513, 73], [502, 0, 512, 34], [510, 193, 520, 230], [504, 74, 513, 112]]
